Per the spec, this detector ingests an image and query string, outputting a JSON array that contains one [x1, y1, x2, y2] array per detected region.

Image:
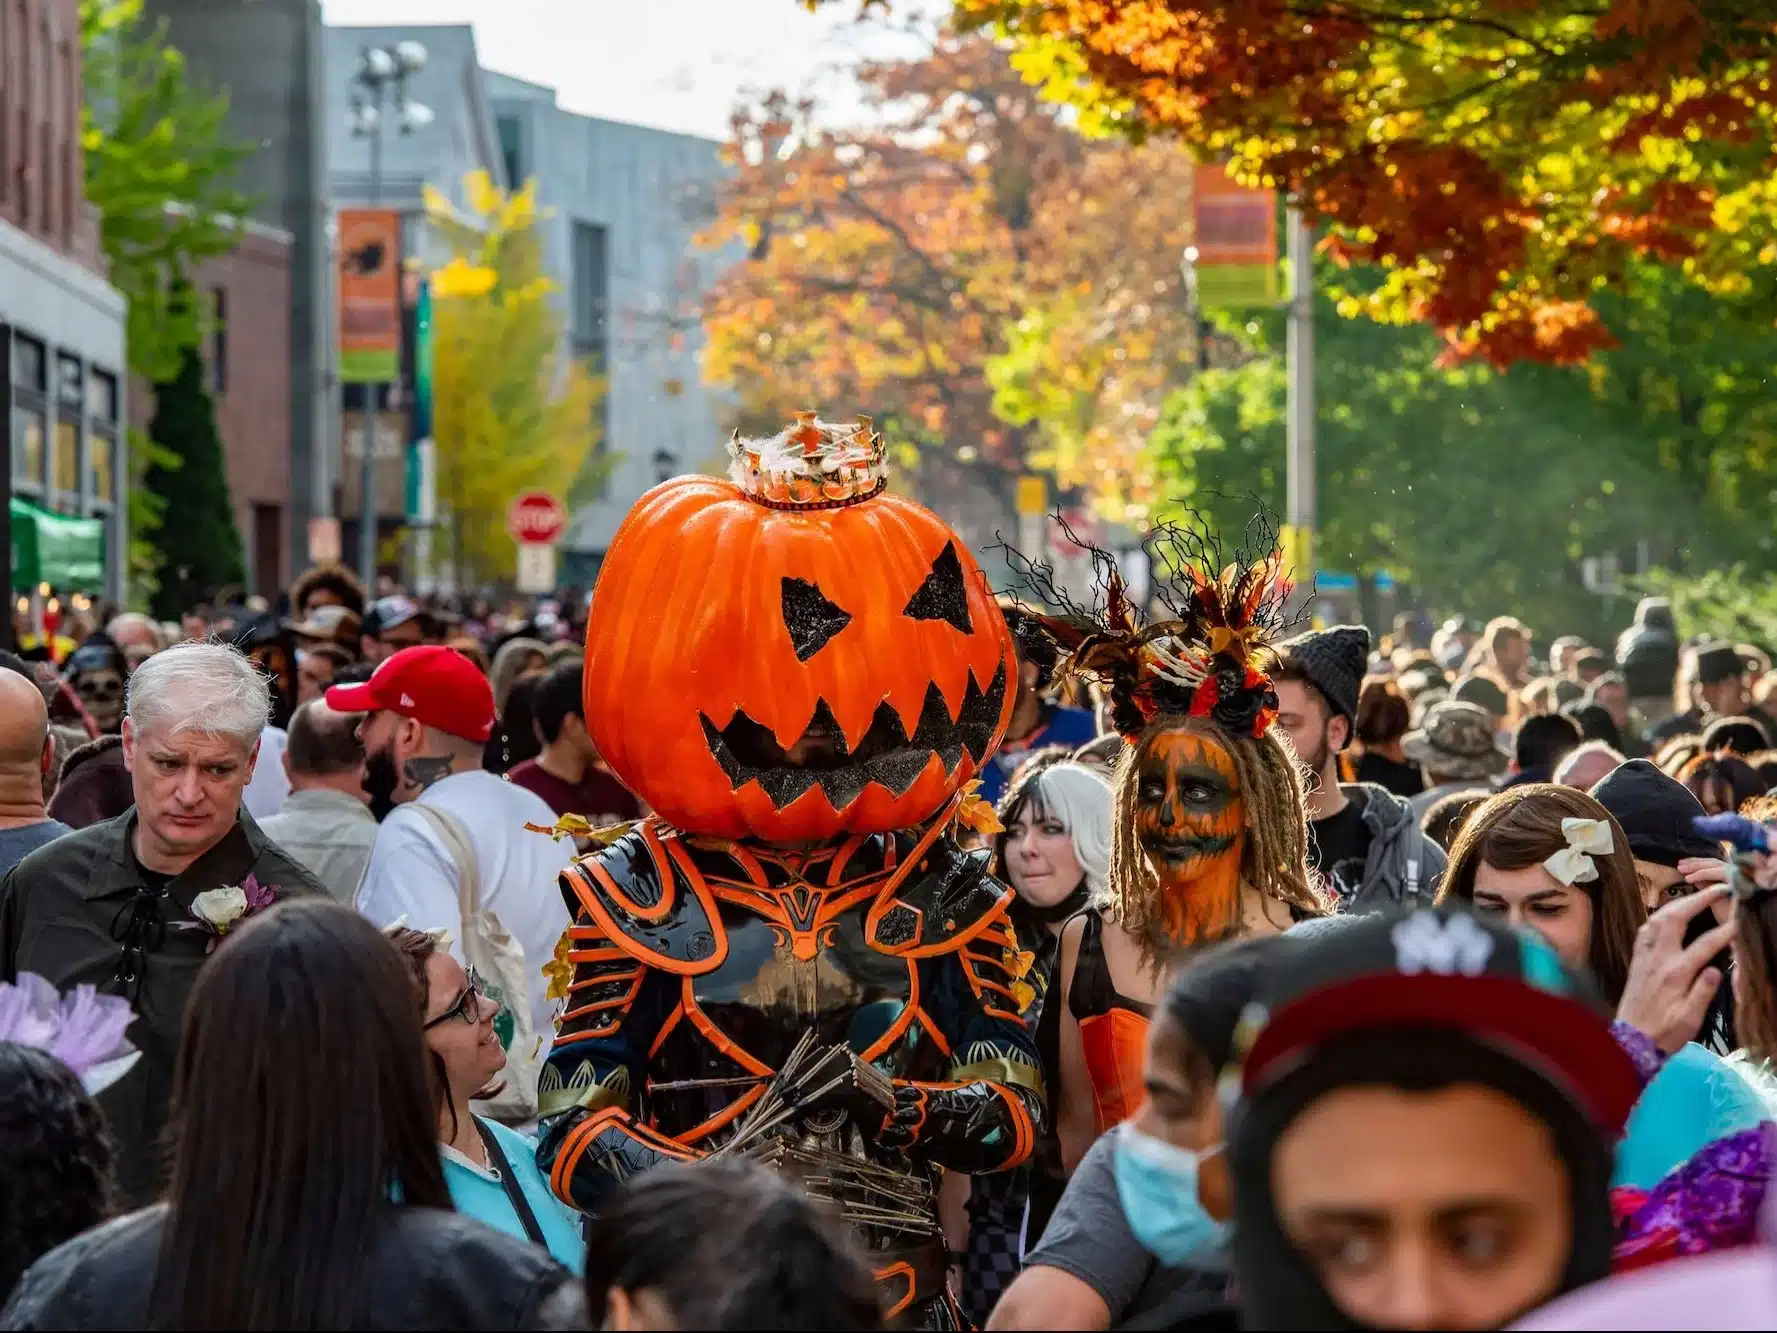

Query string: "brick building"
[[0, 0, 129, 601]]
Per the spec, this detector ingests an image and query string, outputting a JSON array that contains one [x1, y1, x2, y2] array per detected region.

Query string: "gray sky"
[[319, 0, 945, 140]]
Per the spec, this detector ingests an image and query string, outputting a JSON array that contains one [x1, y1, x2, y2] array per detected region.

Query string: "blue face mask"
[[1113, 1125, 1231, 1268]]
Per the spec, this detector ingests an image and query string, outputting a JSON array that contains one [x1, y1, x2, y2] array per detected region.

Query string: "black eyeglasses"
[[424, 966, 491, 1029]]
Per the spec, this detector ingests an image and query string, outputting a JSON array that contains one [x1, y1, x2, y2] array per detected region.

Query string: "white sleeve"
[[353, 807, 466, 965]]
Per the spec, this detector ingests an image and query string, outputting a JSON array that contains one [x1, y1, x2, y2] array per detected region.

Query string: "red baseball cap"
[[326, 644, 495, 743]]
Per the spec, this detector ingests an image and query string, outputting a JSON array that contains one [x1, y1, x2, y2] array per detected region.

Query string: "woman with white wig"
[[953, 759, 1113, 1325]]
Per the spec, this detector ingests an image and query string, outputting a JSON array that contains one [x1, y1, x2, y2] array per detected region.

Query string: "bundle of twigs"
[[746, 1138, 938, 1237], [711, 1030, 894, 1158]]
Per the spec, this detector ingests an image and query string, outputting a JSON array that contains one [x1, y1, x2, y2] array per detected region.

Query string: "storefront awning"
[[10, 499, 105, 593]]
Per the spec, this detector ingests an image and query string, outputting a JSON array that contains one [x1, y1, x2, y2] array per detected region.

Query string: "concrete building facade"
[[0, 0, 129, 600]]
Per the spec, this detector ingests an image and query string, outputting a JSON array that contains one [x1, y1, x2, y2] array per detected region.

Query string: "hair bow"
[[1543, 818, 1614, 886]]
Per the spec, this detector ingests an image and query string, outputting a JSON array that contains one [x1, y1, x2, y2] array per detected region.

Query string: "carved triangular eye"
[[781, 577, 853, 661], [903, 542, 972, 634]]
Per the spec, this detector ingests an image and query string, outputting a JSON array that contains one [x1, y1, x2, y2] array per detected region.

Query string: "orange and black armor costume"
[[537, 808, 1045, 1323]]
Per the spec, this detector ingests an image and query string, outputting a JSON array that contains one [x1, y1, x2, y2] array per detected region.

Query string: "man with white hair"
[[1553, 740, 1625, 792], [0, 641, 324, 1204], [105, 611, 164, 673]]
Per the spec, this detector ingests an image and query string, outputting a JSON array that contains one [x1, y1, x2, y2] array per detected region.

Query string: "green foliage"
[[145, 340, 244, 620], [1635, 566, 1777, 647], [1148, 263, 1774, 641], [80, 0, 253, 602]]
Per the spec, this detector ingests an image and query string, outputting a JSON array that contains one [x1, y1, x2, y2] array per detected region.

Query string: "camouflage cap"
[[1402, 700, 1510, 779]]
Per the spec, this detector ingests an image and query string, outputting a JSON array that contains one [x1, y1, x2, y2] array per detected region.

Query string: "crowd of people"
[[2, 435, 1777, 1331]]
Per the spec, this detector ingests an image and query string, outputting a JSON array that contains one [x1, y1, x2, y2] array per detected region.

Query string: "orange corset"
[[1079, 1006, 1150, 1136]]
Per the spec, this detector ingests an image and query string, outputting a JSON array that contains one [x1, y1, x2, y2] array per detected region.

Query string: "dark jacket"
[[0, 809, 325, 1204], [1341, 782, 1447, 912], [0, 1205, 583, 1330], [47, 736, 130, 830]]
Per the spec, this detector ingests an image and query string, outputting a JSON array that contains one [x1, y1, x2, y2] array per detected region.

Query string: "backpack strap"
[[473, 1117, 547, 1248], [409, 800, 482, 922]]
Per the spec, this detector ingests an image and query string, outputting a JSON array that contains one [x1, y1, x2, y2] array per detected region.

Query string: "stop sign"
[[507, 491, 567, 545]]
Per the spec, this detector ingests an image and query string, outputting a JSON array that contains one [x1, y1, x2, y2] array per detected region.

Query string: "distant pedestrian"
[[0, 672, 69, 876], [1404, 701, 1509, 819], [257, 700, 378, 902]]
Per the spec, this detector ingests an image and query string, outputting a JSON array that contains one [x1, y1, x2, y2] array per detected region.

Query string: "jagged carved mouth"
[[699, 664, 1008, 810]]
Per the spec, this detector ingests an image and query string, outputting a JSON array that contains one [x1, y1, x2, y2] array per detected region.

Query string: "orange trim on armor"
[[866, 818, 1017, 959], [874, 1261, 916, 1320], [567, 945, 630, 965], [914, 1006, 952, 1057], [564, 838, 729, 977], [873, 797, 955, 900], [991, 1082, 1036, 1168], [859, 959, 922, 1062], [683, 976, 773, 1076], [825, 832, 871, 886], [550, 1104, 619, 1201], [648, 1001, 685, 1059], [559, 972, 644, 1024], [676, 1081, 768, 1145]]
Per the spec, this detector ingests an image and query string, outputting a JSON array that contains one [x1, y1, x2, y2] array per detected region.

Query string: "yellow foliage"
[[426, 172, 609, 585]]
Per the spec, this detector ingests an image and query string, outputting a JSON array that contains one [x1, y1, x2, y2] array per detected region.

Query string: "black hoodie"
[[1588, 758, 1719, 868]]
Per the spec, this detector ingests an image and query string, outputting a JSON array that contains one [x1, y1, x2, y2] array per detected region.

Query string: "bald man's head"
[[0, 668, 51, 774]]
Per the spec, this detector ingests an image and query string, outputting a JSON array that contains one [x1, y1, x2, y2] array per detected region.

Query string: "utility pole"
[[1286, 206, 1316, 603]]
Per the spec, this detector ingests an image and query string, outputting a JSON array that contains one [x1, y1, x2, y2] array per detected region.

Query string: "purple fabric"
[[1514, 1247, 1777, 1330], [1615, 1125, 1775, 1263], [1611, 1020, 1667, 1088]]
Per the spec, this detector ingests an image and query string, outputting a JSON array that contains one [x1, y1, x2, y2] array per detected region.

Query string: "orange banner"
[[338, 208, 402, 383], [1192, 164, 1278, 306]]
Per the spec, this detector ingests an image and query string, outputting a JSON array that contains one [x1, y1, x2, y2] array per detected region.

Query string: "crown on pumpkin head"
[[999, 509, 1304, 742], [728, 411, 888, 510]]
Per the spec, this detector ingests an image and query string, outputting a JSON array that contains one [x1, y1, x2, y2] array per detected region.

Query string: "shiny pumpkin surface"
[[583, 475, 1016, 841], [1135, 727, 1247, 945]]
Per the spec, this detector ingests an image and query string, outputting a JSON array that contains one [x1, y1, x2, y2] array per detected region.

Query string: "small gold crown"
[[727, 411, 888, 510]]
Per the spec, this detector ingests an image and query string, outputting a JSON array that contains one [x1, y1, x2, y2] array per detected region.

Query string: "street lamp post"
[[347, 41, 431, 593], [1180, 246, 1212, 374]]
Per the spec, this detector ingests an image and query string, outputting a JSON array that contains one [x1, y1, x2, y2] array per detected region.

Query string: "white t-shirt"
[[242, 726, 290, 820], [354, 769, 572, 1038]]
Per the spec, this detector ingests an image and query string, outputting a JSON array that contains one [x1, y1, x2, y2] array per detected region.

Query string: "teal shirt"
[[442, 1118, 585, 1273], [1613, 1042, 1771, 1190]]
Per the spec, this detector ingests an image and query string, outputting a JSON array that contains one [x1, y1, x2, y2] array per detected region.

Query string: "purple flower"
[[241, 874, 278, 913], [0, 973, 138, 1093]]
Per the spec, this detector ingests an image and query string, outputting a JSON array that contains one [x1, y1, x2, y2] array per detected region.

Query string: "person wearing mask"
[[1224, 907, 1635, 1330], [991, 937, 1278, 1331], [256, 701, 378, 902], [0, 901, 579, 1329], [506, 662, 642, 825], [0, 671, 69, 875], [60, 635, 126, 737], [1502, 713, 1583, 789], [1275, 628, 1446, 909], [0, 643, 324, 1206], [1552, 740, 1624, 792], [386, 926, 583, 1270], [332, 646, 572, 1121], [1437, 785, 1772, 1257], [975, 604, 1097, 806], [964, 760, 1111, 1323], [582, 1160, 884, 1331], [1405, 701, 1510, 818], [1651, 642, 1751, 746], [1346, 677, 1423, 798]]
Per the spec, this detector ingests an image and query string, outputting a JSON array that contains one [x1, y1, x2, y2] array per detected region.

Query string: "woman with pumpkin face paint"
[[535, 415, 1046, 1329], [1013, 520, 1327, 1195]]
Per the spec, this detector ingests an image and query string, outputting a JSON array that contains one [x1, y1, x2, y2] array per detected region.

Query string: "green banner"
[[11, 499, 105, 592]]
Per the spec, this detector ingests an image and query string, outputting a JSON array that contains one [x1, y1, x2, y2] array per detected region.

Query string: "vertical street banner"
[[1192, 164, 1278, 308], [338, 209, 402, 383]]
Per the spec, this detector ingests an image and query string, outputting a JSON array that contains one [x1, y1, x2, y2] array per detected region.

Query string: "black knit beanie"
[[1278, 625, 1370, 744], [1589, 758, 1719, 867]]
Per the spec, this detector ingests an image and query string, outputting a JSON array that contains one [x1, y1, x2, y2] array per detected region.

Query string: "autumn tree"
[[701, 28, 1202, 524], [798, 1, 1777, 369], [424, 172, 609, 587]]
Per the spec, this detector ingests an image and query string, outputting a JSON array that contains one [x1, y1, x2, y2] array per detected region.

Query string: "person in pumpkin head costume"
[[535, 413, 1045, 1328], [1007, 517, 1328, 1236]]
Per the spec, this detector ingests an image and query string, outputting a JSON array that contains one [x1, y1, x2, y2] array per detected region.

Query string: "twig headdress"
[[1000, 509, 1302, 741]]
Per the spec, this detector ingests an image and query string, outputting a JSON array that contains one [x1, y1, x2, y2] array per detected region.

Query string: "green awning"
[[11, 499, 105, 593]]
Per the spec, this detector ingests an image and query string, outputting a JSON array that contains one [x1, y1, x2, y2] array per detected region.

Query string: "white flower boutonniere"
[[191, 887, 249, 933]]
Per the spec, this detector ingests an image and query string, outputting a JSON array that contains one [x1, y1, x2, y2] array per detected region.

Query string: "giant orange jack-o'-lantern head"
[[1009, 512, 1327, 957], [582, 413, 1016, 843]]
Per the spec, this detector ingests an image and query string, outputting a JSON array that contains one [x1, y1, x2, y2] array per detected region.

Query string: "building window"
[[571, 221, 608, 370], [12, 335, 45, 394], [53, 418, 79, 496], [90, 369, 119, 504], [496, 113, 525, 188], [11, 409, 45, 489], [211, 287, 228, 395]]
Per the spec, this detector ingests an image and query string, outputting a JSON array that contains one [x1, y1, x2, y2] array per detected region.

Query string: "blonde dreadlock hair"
[[1105, 715, 1325, 962]]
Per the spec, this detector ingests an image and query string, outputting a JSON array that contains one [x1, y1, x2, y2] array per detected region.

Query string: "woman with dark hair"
[[1347, 676, 1422, 797], [385, 926, 584, 1269], [1, 900, 579, 1330], [1677, 752, 1769, 816], [583, 1159, 884, 1331], [0, 1048, 116, 1304], [1436, 785, 1772, 1267]]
